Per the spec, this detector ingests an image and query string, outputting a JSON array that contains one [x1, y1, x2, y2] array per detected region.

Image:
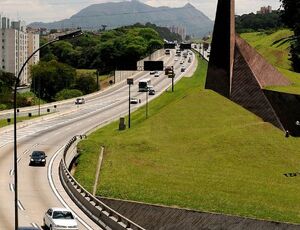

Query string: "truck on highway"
[[138, 78, 151, 92]]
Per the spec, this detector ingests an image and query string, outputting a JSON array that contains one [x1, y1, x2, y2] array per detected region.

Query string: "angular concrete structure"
[[205, 0, 235, 98], [205, 0, 300, 136]]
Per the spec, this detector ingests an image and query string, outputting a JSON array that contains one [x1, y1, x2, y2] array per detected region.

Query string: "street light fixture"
[[13, 29, 82, 230]]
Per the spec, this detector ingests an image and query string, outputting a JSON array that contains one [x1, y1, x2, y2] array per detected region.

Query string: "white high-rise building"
[[0, 15, 39, 85]]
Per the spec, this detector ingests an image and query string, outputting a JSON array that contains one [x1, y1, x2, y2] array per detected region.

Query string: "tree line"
[[235, 11, 284, 33], [236, 1, 300, 74], [280, 0, 300, 72], [0, 25, 166, 109]]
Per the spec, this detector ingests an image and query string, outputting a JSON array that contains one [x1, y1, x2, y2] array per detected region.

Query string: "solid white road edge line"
[[48, 145, 94, 230], [18, 200, 25, 210]]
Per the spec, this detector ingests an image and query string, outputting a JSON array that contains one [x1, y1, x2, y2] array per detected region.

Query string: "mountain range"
[[29, 0, 213, 38]]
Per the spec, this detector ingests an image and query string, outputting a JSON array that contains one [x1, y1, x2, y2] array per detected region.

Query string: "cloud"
[[0, 0, 281, 23]]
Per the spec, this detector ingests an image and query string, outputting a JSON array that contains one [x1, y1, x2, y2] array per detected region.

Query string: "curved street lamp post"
[[13, 30, 82, 229]]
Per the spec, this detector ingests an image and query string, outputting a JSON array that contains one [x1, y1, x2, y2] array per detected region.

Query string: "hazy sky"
[[1, 0, 281, 23]]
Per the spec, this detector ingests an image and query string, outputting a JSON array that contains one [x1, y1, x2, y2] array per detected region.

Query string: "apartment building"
[[257, 6, 272, 14], [0, 15, 39, 85], [169, 25, 186, 41]]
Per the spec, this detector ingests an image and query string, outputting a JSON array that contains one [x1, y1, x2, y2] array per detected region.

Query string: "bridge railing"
[[59, 135, 146, 230]]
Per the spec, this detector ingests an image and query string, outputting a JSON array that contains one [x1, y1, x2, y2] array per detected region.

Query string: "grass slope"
[[241, 29, 300, 94], [0, 115, 39, 128], [75, 55, 300, 224]]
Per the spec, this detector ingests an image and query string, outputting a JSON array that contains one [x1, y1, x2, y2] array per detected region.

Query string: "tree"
[[30, 60, 76, 101], [74, 74, 97, 95], [280, 0, 300, 72], [55, 89, 83, 101], [0, 70, 15, 108]]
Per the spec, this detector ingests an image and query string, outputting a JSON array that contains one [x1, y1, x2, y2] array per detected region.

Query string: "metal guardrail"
[[59, 136, 146, 230]]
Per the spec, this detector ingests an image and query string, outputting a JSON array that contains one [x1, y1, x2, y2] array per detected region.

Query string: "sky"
[[1, 0, 282, 24]]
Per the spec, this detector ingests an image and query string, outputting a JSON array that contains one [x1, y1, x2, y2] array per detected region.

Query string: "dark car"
[[149, 89, 155, 95], [29, 151, 47, 166]]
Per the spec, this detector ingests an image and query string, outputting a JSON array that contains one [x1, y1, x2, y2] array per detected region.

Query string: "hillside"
[[29, 0, 213, 38], [241, 29, 300, 94], [75, 56, 300, 224]]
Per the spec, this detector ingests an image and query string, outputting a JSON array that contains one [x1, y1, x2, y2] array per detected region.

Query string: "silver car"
[[43, 207, 78, 230]]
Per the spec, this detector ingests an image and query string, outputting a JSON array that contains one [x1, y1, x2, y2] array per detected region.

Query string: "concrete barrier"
[[59, 136, 146, 230]]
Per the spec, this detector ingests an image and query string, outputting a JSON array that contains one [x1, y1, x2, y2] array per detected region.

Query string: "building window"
[[2, 66, 5, 69]]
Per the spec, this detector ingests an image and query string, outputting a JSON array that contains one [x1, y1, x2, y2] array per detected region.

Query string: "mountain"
[[29, 0, 213, 38]]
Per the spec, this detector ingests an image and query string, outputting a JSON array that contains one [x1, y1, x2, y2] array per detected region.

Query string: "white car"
[[43, 207, 78, 230], [180, 60, 184, 64], [154, 72, 159, 77], [130, 97, 139, 104], [75, 98, 85, 105]]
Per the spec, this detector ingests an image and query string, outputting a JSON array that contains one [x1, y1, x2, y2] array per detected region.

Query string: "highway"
[[0, 49, 197, 229]]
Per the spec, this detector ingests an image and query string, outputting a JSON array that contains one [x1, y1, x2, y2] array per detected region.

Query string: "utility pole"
[[127, 78, 134, 128]]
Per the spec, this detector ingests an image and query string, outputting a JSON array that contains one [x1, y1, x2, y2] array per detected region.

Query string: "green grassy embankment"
[[241, 29, 300, 94], [0, 115, 39, 128], [75, 53, 300, 224]]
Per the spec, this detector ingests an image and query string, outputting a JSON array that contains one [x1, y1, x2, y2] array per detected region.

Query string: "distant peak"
[[183, 3, 195, 8]]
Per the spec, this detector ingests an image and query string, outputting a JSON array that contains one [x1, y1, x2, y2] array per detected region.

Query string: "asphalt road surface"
[[0, 49, 197, 229]]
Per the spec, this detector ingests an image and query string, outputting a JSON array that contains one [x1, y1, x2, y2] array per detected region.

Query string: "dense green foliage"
[[41, 27, 163, 74], [30, 60, 98, 102], [280, 0, 300, 72], [54, 89, 83, 101], [0, 70, 15, 109], [124, 23, 182, 42], [236, 11, 284, 33], [30, 60, 77, 101], [0, 70, 48, 110]]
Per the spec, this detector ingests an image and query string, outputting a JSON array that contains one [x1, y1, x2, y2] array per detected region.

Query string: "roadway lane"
[[0, 49, 197, 229]]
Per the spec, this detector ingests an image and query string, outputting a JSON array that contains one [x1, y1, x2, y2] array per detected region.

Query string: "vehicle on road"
[[181, 65, 186, 72], [43, 207, 78, 230], [165, 49, 170, 55], [180, 60, 184, 64], [138, 78, 151, 92], [154, 71, 159, 77], [29, 151, 47, 166], [174, 57, 179, 61], [150, 70, 156, 75], [188, 57, 192, 63], [183, 51, 188, 58], [75, 98, 85, 105], [165, 66, 173, 76], [149, 88, 156, 95], [130, 97, 139, 104]]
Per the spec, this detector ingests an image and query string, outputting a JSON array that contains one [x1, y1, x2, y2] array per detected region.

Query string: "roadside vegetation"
[[241, 29, 300, 94], [0, 115, 39, 128], [0, 25, 169, 110], [75, 54, 300, 224]]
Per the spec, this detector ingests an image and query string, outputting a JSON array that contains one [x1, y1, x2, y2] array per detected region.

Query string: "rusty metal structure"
[[205, 0, 300, 136]]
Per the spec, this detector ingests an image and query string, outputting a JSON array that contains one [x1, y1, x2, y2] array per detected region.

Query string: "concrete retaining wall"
[[100, 198, 300, 230]]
